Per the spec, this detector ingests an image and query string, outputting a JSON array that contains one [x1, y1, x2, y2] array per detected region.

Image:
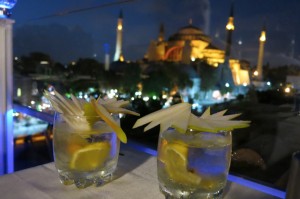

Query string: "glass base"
[[58, 170, 113, 189], [160, 185, 224, 199]]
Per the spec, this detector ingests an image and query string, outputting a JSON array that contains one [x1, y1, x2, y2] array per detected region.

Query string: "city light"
[[253, 71, 258, 76], [143, 96, 149, 101], [226, 17, 235, 30], [267, 81, 271, 86], [284, 87, 291, 93], [212, 90, 221, 99], [17, 88, 21, 97], [40, 61, 49, 65], [259, 31, 266, 42], [192, 103, 198, 109], [117, 24, 122, 30], [225, 83, 230, 88], [135, 91, 142, 96]]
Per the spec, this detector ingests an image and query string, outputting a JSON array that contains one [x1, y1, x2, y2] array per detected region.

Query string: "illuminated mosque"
[[111, 2, 270, 100], [146, 20, 224, 67], [143, 6, 251, 88]]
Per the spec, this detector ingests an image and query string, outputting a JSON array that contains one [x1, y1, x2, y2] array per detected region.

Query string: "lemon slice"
[[161, 142, 201, 186], [70, 142, 111, 171], [67, 133, 88, 155]]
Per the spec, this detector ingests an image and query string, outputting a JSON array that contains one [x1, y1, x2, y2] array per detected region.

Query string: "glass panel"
[[13, 111, 53, 171], [10, 0, 299, 194]]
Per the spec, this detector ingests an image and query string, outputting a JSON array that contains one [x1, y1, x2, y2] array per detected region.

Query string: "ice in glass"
[[157, 128, 231, 198], [53, 114, 120, 188]]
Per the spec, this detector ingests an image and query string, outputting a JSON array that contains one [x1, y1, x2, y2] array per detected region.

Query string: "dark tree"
[[71, 58, 104, 78], [142, 62, 193, 96], [197, 61, 218, 95], [15, 52, 53, 75]]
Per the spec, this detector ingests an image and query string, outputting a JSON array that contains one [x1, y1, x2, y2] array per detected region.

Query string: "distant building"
[[145, 21, 224, 67], [145, 21, 250, 87]]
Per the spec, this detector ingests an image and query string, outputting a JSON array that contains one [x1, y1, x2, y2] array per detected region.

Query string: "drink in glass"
[[132, 102, 249, 198], [157, 128, 232, 199], [53, 113, 120, 188]]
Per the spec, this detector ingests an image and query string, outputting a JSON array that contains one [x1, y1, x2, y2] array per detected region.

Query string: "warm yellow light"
[[260, 31, 266, 42], [17, 88, 21, 97], [253, 71, 259, 76], [226, 17, 235, 30], [285, 87, 291, 93], [190, 56, 195, 61], [117, 24, 122, 30], [120, 55, 124, 62], [40, 61, 49, 65]]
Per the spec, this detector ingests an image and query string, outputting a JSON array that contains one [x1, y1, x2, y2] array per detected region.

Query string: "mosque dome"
[[168, 24, 211, 43]]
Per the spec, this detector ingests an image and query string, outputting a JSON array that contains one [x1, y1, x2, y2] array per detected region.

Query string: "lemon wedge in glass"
[[70, 142, 111, 172], [67, 133, 89, 155], [160, 142, 201, 186]]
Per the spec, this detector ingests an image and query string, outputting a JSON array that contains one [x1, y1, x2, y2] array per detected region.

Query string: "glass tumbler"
[[53, 113, 120, 188], [157, 128, 232, 199]]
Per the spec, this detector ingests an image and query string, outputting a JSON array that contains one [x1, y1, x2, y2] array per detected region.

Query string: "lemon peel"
[[91, 99, 127, 143], [44, 90, 139, 142], [133, 102, 191, 133], [133, 103, 250, 134]]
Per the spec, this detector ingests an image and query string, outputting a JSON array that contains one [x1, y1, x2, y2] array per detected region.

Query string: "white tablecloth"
[[0, 145, 281, 199]]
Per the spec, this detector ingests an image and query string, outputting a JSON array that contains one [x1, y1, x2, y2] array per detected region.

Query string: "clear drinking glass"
[[53, 113, 120, 188], [157, 128, 232, 199]]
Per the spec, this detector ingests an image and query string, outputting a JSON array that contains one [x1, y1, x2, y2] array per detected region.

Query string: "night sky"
[[11, 0, 300, 66]]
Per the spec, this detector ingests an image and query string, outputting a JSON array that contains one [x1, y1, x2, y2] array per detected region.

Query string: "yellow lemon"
[[67, 133, 88, 155], [70, 142, 111, 172], [161, 142, 201, 186]]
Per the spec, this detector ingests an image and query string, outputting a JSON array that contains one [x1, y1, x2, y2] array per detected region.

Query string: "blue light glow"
[[0, 0, 17, 9], [0, 109, 14, 174], [5, 109, 14, 173], [227, 174, 285, 198], [125, 142, 285, 198], [123, 140, 157, 156]]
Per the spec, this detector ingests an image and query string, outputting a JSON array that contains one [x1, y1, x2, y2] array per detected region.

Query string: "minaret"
[[225, 2, 234, 59], [256, 23, 266, 81], [113, 10, 123, 61], [103, 43, 110, 71], [290, 37, 295, 59], [158, 23, 164, 42], [217, 1, 235, 91]]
